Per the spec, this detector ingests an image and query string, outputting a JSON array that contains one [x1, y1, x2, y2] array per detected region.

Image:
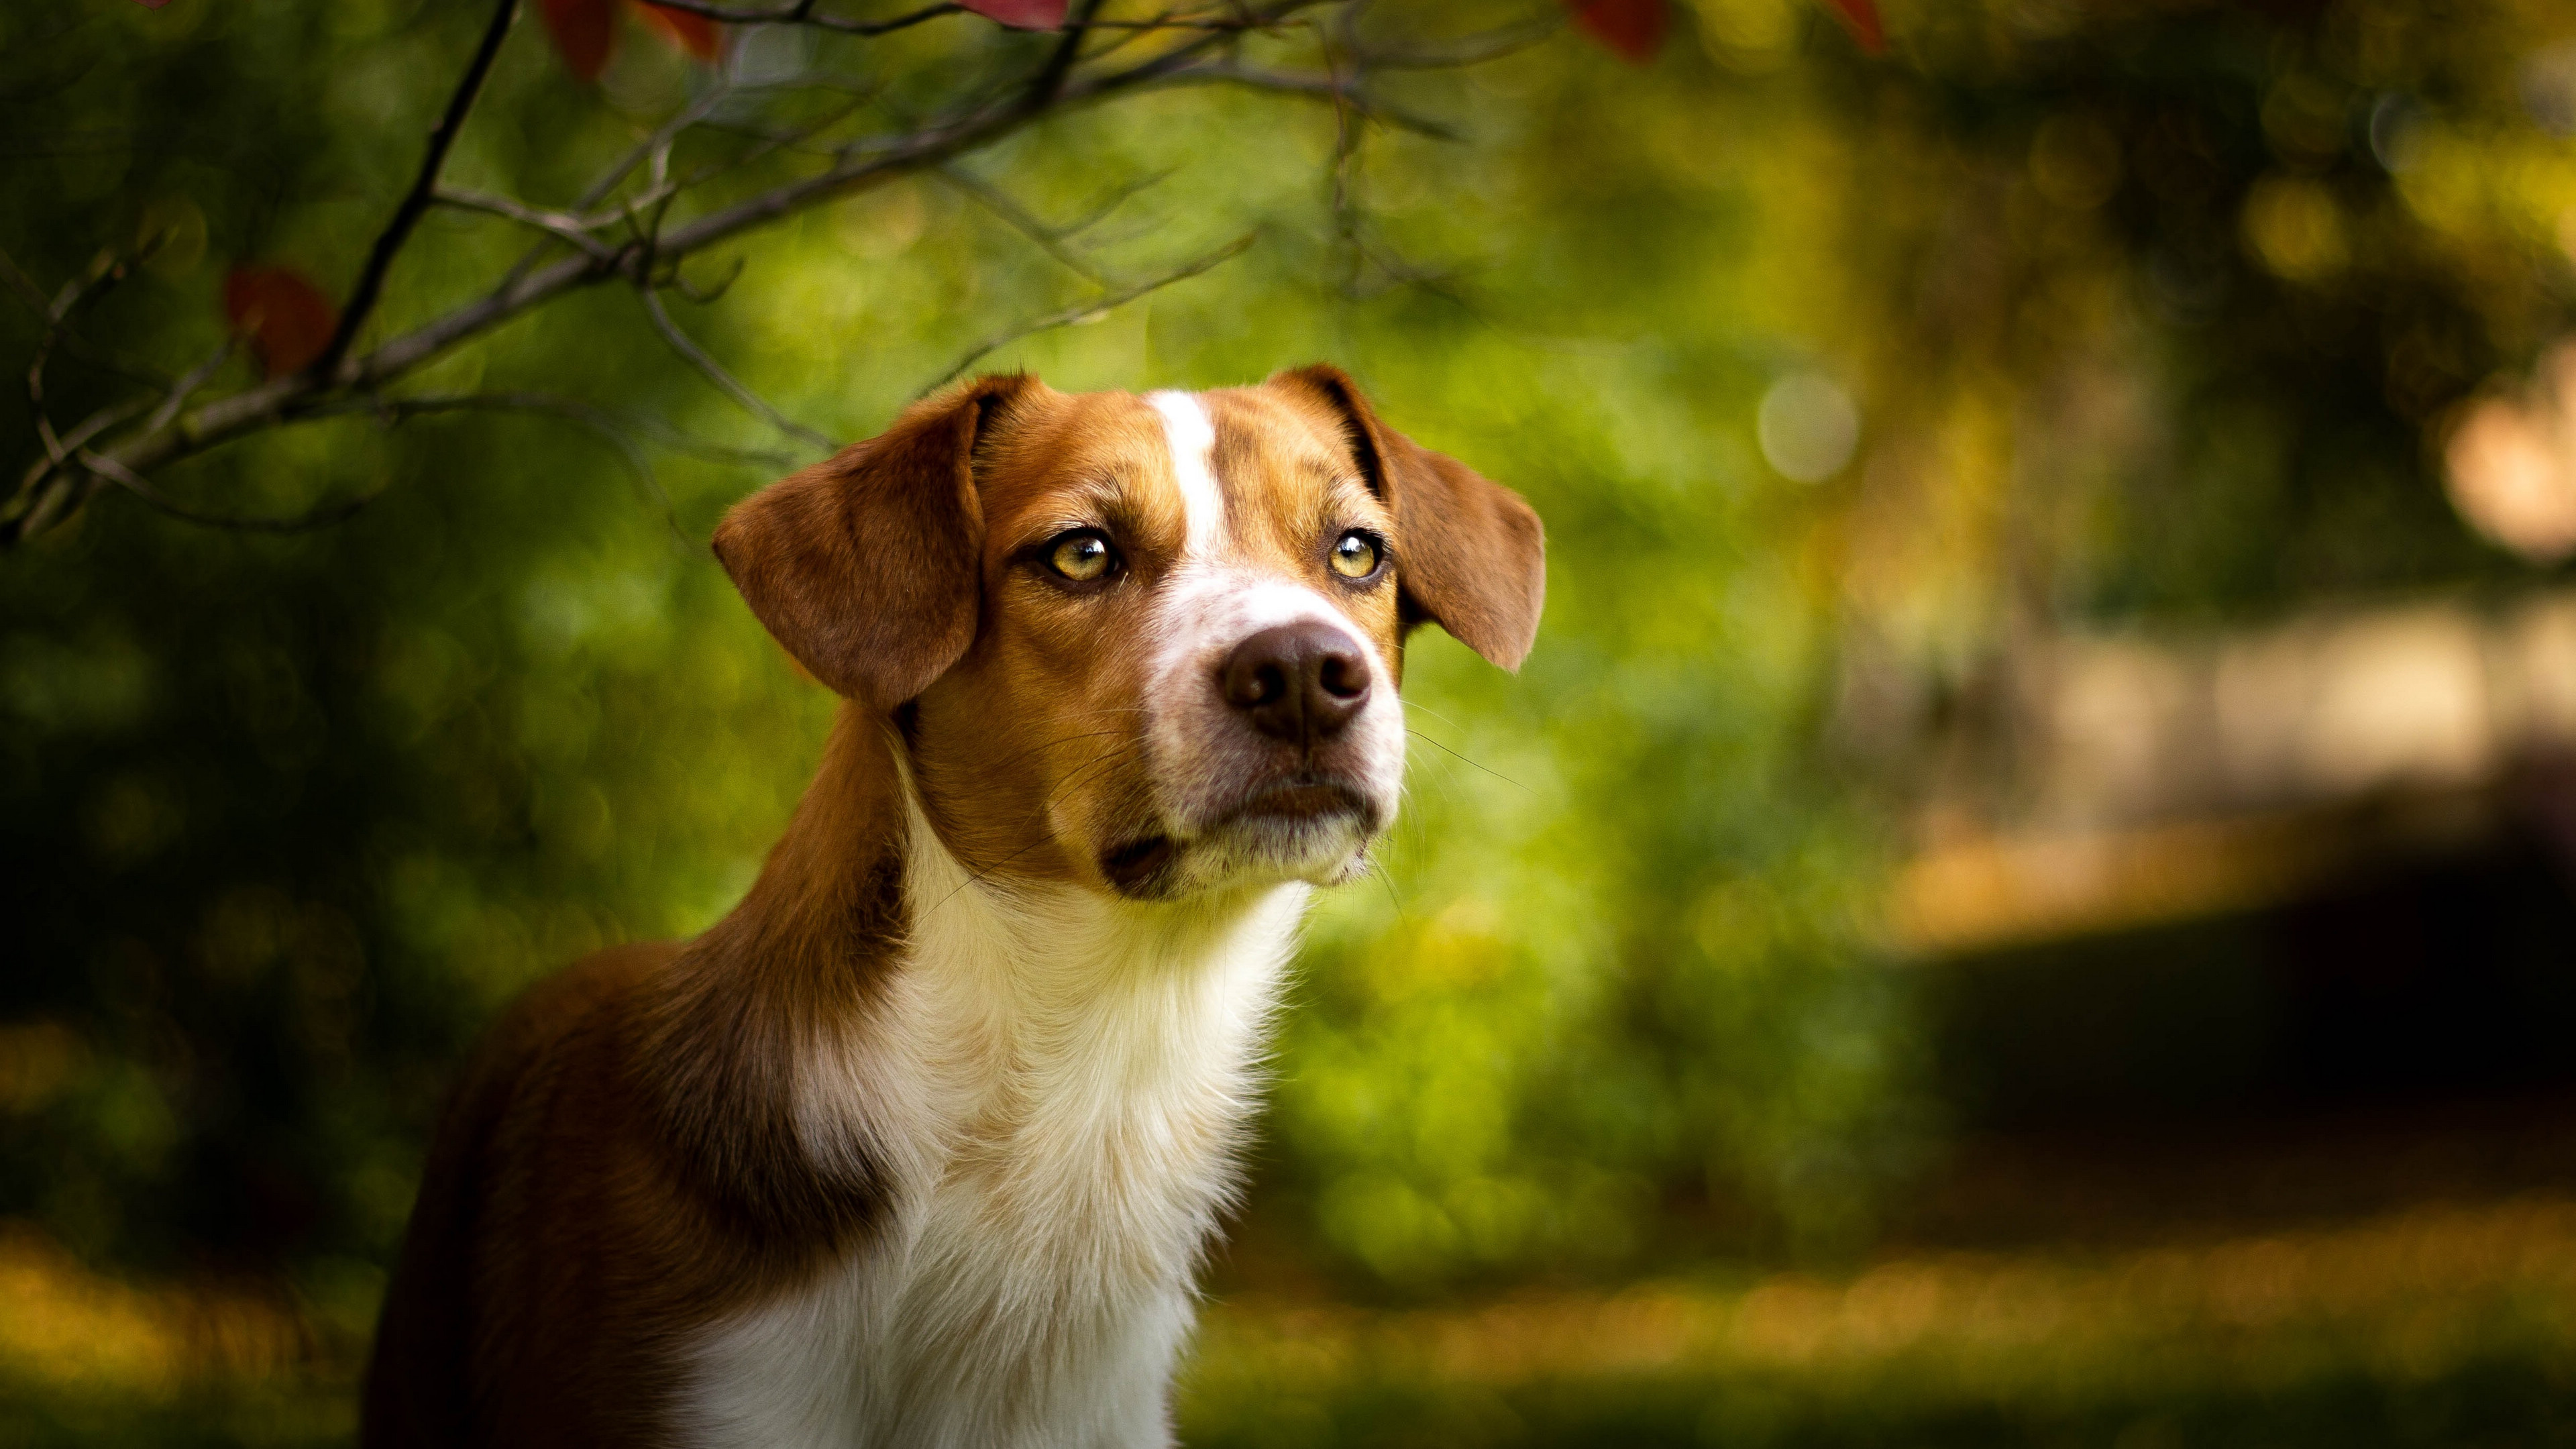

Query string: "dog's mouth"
[[1099, 835, 1177, 895], [1098, 780, 1379, 898], [1223, 780, 1370, 824]]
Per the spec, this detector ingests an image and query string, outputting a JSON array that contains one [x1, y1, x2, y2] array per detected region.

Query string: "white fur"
[[682, 781, 1306, 1449], [1146, 391, 1226, 559]]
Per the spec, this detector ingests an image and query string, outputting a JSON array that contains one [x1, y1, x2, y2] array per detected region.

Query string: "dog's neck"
[[650, 704, 1309, 1252]]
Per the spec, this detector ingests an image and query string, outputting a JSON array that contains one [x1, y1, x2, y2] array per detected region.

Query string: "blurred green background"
[[8, 0, 2576, 1444]]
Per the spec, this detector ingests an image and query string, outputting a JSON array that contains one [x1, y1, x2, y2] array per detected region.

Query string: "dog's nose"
[[1220, 623, 1371, 746]]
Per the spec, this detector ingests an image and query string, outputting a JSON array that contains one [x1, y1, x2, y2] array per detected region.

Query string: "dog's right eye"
[[1044, 529, 1119, 584]]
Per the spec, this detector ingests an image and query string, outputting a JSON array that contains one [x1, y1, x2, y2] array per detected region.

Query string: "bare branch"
[[637, 286, 838, 452], [1164, 62, 1460, 139], [936, 166, 1107, 282], [1362, 11, 1562, 70], [331, 389, 793, 470], [1026, 0, 1108, 112], [312, 0, 522, 382], [434, 188, 620, 262], [80, 447, 386, 534], [927, 230, 1256, 391], [341, 390, 691, 543], [631, 0, 960, 38]]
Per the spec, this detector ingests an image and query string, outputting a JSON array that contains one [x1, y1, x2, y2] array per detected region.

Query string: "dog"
[[361, 365, 1544, 1447]]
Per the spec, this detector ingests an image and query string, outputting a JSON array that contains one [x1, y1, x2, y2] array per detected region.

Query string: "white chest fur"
[[678, 798, 1307, 1449]]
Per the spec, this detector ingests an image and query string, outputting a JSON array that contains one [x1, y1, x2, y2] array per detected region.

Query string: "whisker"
[[1405, 729, 1532, 794], [1373, 857, 1407, 924]]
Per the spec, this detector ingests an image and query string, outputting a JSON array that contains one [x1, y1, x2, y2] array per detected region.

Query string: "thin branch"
[[80, 447, 386, 534], [315, 388, 794, 468], [434, 187, 620, 262], [936, 166, 1106, 282], [632, 0, 961, 36], [0, 248, 52, 316], [926, 230, 1256, 392], [637, 286, 838, 451], [344, 390, 690, 543], [1362, 11, 1563, 70], [138, 339, 237, 439], [1026, 0, 1108, 111], [1165, 62, 1460, 139], [312, 0, 521, 382]]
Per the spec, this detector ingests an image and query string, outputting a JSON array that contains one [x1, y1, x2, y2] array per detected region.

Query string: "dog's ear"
[[1273, 364, 1546, 670], [712, 374, 1036, 712]]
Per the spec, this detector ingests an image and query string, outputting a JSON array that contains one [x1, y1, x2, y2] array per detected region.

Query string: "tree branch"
[[627, 0, 960, 37], [434, 187, 620, 262], [936, 165, 1108, 282], [926, 229, 1256, 391], [5, 0, 1395, 545], [80, 446, 386, 534], [310, 0, 521, 383], [637, 286, 837, 452]]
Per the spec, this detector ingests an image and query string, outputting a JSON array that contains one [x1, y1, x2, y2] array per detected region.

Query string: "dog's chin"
[[1098, 784, 1382, 900]]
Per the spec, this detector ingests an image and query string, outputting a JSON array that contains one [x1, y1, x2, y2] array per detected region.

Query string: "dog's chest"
[[680, 884, 1305, 1449]]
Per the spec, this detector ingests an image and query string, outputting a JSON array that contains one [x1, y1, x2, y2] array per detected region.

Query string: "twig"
[[935, 166, 1106, 282], [347, 390, 691, 542], [313, 0, 522, 384], [631, 0, 960, 36], [637, 286, 838, 451], [1363, 10, 1562, 70], [324, 388, 792, 469], [80, 447, 386, 534], [925, 230, 1256, 391], [1025, 0, 1108, 111], [1165, 62, 1460, 139], [434, 187, 620, 262]]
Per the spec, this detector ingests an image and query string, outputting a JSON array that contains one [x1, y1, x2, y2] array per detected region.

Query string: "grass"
[[9, 1193, 2576, 1446]]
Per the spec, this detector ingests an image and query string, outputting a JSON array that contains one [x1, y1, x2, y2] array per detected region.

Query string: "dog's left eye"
[[1046, 529, 1118, 583], [1328, 530, 1381, 580]]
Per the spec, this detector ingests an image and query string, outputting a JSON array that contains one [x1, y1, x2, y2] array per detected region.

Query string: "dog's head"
[[712, 366, 1544, 901]]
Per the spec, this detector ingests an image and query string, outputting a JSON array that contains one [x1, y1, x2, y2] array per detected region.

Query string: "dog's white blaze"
[[682, 773, 1303, 1448], [1147, 390, 1224, 560]]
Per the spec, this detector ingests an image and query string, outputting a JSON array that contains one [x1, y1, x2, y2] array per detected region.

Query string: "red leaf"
[[539, 0, 616, 80], [635, 2, 722, 60], [1817, 0, 1884, 52], [223, 267, 338, 380], [1562, 0, 1666, 64], [959, 0, 1067, 30]]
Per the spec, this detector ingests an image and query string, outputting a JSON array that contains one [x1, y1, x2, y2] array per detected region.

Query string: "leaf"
[[959, 0, 1068, 31], [223, 267, 338, 380], [538, 0, 616, 81], [129, 0, 176, 8], [634, 2, 722, 60], [1562, 0, 1667, 64], [1817, 0, 1884, 53]]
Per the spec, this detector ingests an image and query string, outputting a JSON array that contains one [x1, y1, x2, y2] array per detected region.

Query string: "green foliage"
[[6, 0, 2573, 1329]]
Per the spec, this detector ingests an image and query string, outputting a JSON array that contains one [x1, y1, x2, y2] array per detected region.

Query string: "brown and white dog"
[[361, 366, 1544, 1448]]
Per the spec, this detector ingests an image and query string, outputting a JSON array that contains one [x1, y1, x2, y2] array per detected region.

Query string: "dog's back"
[[364, 940, 685, 1444]]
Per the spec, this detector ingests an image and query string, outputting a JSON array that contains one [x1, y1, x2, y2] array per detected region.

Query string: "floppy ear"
[[1273, 364, 1546, 670], [712, 374, 1035, 712]]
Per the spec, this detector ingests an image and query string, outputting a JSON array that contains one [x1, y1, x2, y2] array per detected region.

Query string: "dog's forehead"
[[980, 383, 1377, 561], [977, 389, 1174, 537]]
